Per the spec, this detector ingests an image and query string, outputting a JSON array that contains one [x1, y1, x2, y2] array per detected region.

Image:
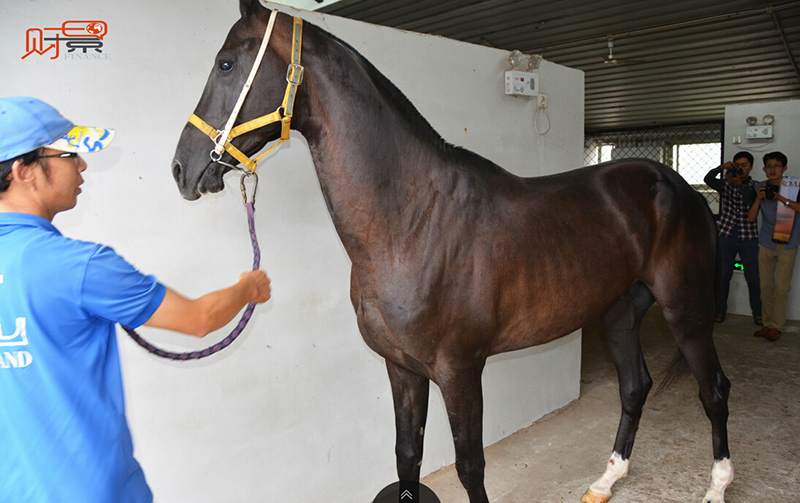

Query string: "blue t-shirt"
[[0, 212, 166, 503], [755, 180, 800, 250]]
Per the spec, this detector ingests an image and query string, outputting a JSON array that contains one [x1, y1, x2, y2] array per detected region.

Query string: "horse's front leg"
[[436, 360, 489, 503], [386, 359, 430, 482]]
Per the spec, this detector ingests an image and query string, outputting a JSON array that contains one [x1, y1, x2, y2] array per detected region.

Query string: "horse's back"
[[518, 158, 715, 248]]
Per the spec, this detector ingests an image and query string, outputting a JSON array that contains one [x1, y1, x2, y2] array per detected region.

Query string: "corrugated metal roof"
[[320, 0, 800, 132]]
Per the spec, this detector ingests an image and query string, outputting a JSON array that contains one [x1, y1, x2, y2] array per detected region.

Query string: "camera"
[[725, 167, 744, 178], [764, 183, 779, 200]]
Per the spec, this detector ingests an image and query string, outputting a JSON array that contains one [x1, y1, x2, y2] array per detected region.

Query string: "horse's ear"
[[239, 0, 265, 18]]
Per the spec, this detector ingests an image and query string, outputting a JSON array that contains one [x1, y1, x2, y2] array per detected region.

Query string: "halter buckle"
[[286, 64, 304, 86]]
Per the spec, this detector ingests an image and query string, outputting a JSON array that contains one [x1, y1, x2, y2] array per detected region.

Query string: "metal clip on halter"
[[240, 172, 259, 207]]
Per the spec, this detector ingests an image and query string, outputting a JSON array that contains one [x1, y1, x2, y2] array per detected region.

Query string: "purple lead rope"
[[121, 200, 261, 360]]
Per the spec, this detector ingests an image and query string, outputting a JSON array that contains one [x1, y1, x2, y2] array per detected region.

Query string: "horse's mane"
[[317, 23, 505, 174]]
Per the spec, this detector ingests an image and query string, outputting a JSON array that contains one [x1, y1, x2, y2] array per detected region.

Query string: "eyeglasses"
[[39, 152, 79, 159]]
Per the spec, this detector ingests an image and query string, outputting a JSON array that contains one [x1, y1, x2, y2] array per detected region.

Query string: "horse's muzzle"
[[172, 158, 201, 201]]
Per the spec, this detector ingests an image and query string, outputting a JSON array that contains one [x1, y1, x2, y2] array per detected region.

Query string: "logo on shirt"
[[1, 274, 33, 368], [0, 317, 32, 369], [0, 317, 27, 347]]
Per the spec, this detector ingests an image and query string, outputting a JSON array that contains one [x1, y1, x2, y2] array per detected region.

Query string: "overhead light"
[[528, 54, 542, 70], [604, 39, 616, 64], [746, 116, 758, 126], [763, 114, 774, 125]]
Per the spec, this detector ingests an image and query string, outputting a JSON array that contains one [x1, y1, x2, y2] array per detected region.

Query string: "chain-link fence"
[[584, 122, 723, 213]]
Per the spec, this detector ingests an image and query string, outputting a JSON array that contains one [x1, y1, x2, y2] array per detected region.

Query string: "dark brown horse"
[[171, 2, 732, 502]]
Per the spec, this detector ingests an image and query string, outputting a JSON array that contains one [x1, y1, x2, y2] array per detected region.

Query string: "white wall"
[[723, 99, 800, 319], [1, 2, 584, 501]]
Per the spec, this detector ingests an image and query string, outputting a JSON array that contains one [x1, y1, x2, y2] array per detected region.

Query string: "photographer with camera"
[[704, 151, 761, 325], [748, 152, 798, 341]]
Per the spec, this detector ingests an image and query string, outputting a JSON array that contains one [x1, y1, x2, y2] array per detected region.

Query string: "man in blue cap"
[[0, 97, 272, 503]]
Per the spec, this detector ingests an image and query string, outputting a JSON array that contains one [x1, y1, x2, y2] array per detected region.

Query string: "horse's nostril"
[[172, 159, 183, 183]]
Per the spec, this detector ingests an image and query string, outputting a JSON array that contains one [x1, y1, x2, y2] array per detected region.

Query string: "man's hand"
[[721, 161, 742, 186], [238, 270, 271, 304]]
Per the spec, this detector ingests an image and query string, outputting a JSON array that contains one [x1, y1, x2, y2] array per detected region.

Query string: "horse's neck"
[[294, 30, 448, 256]]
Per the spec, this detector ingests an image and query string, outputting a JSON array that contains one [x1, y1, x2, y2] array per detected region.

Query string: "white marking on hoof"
[[702, 458, 733, 503], [587, 452, 629, 499]]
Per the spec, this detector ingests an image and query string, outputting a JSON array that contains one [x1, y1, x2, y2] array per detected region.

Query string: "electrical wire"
[[534, 94, 551, 135]]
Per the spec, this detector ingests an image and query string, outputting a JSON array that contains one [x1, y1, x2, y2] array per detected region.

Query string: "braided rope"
[[121, 201, 261, 360]]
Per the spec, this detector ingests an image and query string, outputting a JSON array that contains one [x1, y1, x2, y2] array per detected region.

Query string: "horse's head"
[[172, 0, 297, 200]]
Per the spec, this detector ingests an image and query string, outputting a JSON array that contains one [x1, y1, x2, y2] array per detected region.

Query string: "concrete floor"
[[422, 309, 800, 502]]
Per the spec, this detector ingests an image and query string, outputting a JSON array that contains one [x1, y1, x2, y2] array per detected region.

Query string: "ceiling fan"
[[602, 37, 646, 65]]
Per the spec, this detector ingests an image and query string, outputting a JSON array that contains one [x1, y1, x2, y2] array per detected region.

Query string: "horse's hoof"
[[581, 489, 611, 503]]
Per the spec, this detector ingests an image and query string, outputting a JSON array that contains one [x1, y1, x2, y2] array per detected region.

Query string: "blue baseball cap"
[[0, 96, 115, 163]]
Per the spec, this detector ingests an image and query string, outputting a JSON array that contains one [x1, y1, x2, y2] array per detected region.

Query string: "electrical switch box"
[[505, 71, 539, 96], [745, 125, 773, 139]]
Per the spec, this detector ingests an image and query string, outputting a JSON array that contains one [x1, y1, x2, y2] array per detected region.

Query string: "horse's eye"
[[218, 60, 234, 72]]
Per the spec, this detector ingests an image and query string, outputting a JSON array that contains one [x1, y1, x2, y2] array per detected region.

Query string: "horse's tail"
[[655, 350, 690, 394]]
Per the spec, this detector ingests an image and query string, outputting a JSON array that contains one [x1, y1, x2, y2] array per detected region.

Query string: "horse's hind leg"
[[386, 360, 430, 483], [582, 282, 654, 503], [653, 276, 732, 503], [659, 316, 732, 503]]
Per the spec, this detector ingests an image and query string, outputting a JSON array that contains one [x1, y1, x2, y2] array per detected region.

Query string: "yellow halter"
[[188, 12, 304, 173]]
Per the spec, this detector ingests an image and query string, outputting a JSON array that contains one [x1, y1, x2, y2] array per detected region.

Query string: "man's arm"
[[748, 187, 764, 222], [144, 270, 271, 337], [704, 165, 726, 192]]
